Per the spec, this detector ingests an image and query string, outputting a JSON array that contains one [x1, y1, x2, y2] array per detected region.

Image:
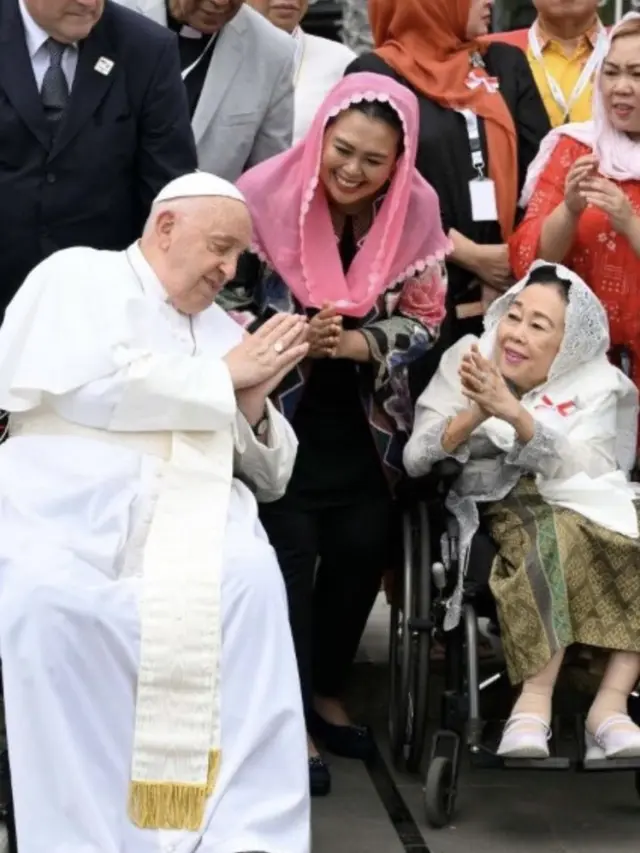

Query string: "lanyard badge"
[[527, 21, 609, 122]]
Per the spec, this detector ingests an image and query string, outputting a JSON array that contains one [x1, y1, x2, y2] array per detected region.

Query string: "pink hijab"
[[236, 73, 451, 318], [521, 12, 640, 207]]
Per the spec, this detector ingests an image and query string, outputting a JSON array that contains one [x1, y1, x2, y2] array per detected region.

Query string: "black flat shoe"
[[309, 755, 331, 796], [309, 710, 375, 760]]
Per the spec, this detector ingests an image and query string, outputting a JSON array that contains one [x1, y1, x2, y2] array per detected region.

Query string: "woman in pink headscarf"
[[219, 72, 450, 796], [511, 13, 640, 393]]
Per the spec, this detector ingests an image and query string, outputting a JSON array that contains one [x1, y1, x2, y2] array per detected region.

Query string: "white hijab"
[[521, 12, 640, 207], [422, 261, 639, 537]]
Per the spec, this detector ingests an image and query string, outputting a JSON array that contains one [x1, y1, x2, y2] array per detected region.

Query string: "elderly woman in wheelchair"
[[404, 261, 640, 761]]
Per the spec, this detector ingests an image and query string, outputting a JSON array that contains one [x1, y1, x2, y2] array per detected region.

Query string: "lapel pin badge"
[[94, 57, 115, 76]]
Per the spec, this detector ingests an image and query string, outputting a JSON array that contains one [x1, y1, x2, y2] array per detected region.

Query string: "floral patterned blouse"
[[218, 253, 448, 489]]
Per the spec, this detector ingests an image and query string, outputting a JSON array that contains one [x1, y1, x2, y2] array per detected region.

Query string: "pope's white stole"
[[129, 427, 234, 831]]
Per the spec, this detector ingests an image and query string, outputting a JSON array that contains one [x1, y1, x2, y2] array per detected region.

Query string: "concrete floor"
[[312, 596, 640, 853]]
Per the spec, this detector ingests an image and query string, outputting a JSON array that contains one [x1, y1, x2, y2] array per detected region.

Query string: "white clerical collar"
[[179, 24, 204, 39], [127, 242, 170, 304], [18, 0, 77, 57]]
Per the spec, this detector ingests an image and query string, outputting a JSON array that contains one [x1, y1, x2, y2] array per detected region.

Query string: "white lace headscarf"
[[482, 260, 609, 377], [478, 260, 637, 473]]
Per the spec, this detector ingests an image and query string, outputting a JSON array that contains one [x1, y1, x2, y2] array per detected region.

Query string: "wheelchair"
[[391, 454, 640, 830]]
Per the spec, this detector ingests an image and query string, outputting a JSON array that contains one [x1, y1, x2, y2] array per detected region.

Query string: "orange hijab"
[[370, 0, 518, 240]]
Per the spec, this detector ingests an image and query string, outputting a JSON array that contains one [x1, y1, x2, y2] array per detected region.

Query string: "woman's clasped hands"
[[459, 343, 519, 422], [565, 154, 636, 236], [307, 302, 343, 358]]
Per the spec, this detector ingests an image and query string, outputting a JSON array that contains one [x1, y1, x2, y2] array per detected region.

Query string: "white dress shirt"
[[18, 0, 78, 91]]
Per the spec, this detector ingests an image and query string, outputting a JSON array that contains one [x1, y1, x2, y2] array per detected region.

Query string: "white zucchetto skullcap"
[[153, 171, 246, 205]]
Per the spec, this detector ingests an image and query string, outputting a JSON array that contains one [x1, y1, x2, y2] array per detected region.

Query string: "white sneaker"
[[590, 714, 640, 759], [496, 713, 551, 759]]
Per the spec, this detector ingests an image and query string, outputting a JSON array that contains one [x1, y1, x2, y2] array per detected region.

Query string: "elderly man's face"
[[533, 0, 600, 21], [24, 0, 104, 43], [247, 0, 309, 34], [155, 198, 252, 315], [169, 0, 245, 34]]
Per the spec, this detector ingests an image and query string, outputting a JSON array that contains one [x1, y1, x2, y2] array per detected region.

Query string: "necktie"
[[41, 38, 69, 124]]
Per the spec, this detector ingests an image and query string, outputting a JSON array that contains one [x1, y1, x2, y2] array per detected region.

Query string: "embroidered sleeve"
[[509, 137, 582, 279], [505, 419, 563, 477], [360, 259, 447, 392], [403, 417, 470, 479]]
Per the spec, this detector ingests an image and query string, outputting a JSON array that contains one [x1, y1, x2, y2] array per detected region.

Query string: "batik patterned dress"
[[218, 251, 447, 489]]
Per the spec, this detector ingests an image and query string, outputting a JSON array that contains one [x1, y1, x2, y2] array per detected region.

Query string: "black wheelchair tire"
[[388, 505, 432, 771], [424, 756, 455, 829], [406, 502, 431, 773]]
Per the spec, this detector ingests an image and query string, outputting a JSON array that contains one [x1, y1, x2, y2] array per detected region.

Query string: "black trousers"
[[260, 492, 395, 721]]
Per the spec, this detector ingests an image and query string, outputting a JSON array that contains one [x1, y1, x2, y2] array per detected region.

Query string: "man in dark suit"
[[0, 0, 198, 312]]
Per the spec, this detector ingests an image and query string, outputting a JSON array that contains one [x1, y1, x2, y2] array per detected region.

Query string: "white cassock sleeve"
[[0, 249, 237, 432], [234, 400, 298, 503]]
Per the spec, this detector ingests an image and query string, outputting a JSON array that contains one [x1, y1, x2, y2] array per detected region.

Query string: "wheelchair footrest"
[[469, 745, 571, 770], [502, 756, 571, 770], [582, 755, 640, 771]]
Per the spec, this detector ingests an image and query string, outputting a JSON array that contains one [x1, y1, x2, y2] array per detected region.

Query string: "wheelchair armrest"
[[610, 344, 634, 378], [396, 458, 463, 507], [431, 458, 464, 487]]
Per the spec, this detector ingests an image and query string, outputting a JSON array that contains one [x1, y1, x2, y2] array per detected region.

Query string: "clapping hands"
[[224, 313, 309, 427], [565, 155, 636, 236], [459, 344, 519, 422], [307, 303, 343, 358], [580, 176, 636, 236]]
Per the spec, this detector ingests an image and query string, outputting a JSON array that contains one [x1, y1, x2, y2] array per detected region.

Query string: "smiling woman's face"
[[495, 283, 567, 393], [318, 108, 400, 213]]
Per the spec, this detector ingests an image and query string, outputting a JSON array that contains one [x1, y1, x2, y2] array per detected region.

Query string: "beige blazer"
[[114, 0, 296, 179]]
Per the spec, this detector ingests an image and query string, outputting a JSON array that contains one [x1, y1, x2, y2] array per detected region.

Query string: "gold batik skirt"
[[485, 478, 640, 686]]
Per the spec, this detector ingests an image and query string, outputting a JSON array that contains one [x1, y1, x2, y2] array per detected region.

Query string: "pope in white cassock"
[[0, 173, 311, 853]]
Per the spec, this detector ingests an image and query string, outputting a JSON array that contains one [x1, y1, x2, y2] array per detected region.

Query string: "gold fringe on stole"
[[206, 749, 221, 796], [128, 781, 206, 831], [127, 750, 221, 831]]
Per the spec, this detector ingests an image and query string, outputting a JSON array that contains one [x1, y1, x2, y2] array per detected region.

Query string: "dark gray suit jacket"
[[0, 0, 197, 309]]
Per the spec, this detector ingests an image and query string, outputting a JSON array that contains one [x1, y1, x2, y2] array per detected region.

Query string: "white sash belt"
[[10, 409, 232, 832], [9, 410, 172, 458]]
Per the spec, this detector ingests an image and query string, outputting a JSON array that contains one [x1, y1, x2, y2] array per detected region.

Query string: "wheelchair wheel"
[[424, 756, 455, 828], [388, 503, 431, 771]]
